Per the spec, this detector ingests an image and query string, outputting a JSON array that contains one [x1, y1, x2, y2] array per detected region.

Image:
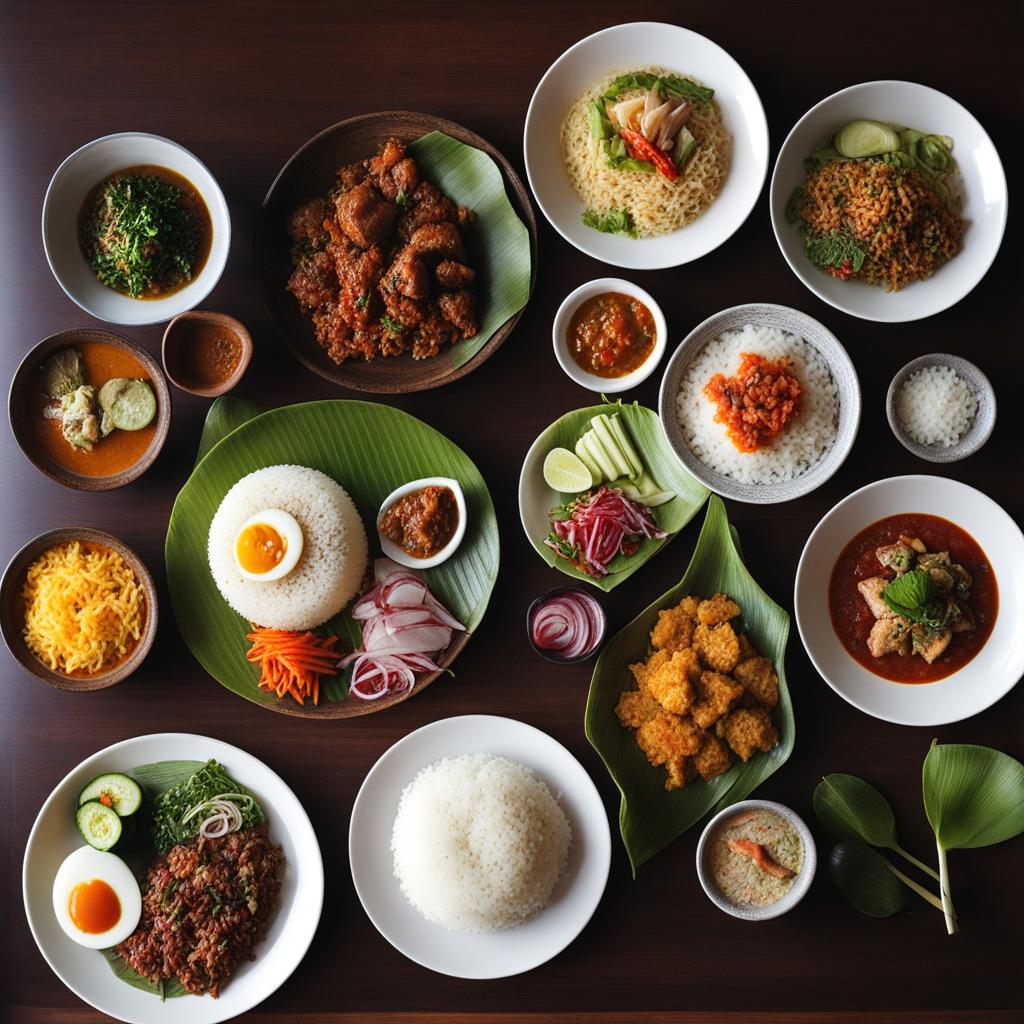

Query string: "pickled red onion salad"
[[545, 485, 667, 578], [529, 589, 606, 661], [341, 558, 465, 700]]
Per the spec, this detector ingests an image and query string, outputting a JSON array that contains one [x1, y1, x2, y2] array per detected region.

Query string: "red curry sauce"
[[567, 292, 656, 378], [167, 319, 242, 390], [379, 485, 459, 559], [828, 513, 997, 683]]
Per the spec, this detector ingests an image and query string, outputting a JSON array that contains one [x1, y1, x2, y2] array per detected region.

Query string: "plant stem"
[[890, 843, 941, 882], [935, 839, 958, 935], [884, 862, 947, 915]]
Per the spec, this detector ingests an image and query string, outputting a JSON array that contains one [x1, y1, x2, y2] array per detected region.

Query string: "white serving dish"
[[376, 476, 467, 569]]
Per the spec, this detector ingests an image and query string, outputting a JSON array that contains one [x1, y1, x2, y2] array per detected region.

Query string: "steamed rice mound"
[[391, 754, 572, 933], [208, 464, 367, 631]]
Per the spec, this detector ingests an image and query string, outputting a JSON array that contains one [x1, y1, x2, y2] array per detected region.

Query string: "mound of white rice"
[[675, 323, 839, 484], [391, 753, 572, 933], [896, 365, 977, 447], [208, 464, 367, 631]]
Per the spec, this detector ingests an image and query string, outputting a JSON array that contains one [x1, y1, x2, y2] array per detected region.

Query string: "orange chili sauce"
[[567, 292, 656, 378], [165, 320, 242, 390]]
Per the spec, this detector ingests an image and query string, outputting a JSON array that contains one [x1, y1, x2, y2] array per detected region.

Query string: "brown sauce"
[[567, 292, 655, 378], [167, 320, 242, 389], [380, 486, 459, 559], [828, 513, 997, 683], [29, 341, 157, 478]]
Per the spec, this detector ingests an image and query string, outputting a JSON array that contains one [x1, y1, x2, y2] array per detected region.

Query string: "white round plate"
[[794, 476, 1024, 726], [524, 22, 769, 270], [349, 715, 611, 979], [770, 81, 1007, 323], [42, 133, 231, 325], [23, 733, 323, 1024]]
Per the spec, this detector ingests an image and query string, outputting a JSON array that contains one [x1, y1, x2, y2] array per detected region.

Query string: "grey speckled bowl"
[[886, 354, 996, 464], [696, 799, 817, 921], [658, 303, 861, 504]]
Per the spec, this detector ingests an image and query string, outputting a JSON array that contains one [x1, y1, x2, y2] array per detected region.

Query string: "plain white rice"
[[391, 753, 572, 933], [675, 323, 839, 484], [896, 365, 977, 447], [208, 464, 367, 631]]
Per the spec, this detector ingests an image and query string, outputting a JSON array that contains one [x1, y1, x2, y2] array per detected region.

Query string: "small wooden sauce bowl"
[[162, 310, 252, 397]]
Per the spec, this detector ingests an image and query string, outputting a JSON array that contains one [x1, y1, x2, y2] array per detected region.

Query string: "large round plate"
[[794, 476, 1024, 725], [23, 733, 323, 1024], [255, 111, 536, 393], [165, 400, 499, 718], [524, 22, 769, 270], [770, 81, 1007, 323], [349, 715, 611, 978]]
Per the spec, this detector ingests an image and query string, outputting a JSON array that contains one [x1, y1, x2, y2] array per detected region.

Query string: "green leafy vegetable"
[[829, 841, 908, 918], [804, 232, 867, 275], [582, 207, 640, 238], [394, 187, 410, 207], [881, 570, 956, 629], [603, 72, 714, 107], [380, 314, 404, 334], [588, 99, 613, 140]]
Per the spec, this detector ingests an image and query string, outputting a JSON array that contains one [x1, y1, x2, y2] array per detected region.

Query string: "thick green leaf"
[[130, 760, 206, 794], [923, 742, 1024, 850], [165, 400, 499, 710], [193, 397, 265, 467], [814, 774, 901, 848], [406, 131, 531, 369], [526, 400, 709, 592], [585, 495, 793, 872], [829, 841, 908, 918]]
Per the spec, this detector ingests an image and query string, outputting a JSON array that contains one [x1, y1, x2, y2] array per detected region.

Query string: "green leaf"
[[406, 131, 532, 369], [584, 495, 793, 871], [193, 397, 265, 468], [814, 774, 901, 848], [882, 569, 935, 618], [602, 71, 713, 107], [129, 760, 207, 794], [829, 841, 908, 918]]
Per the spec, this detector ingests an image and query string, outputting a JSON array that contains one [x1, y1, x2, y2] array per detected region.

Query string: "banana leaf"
[[523, 401, 709, 592], [585, 495, 794, 872]]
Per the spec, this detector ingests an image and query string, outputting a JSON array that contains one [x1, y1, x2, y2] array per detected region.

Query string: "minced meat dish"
[[115, 825, 283, 997]]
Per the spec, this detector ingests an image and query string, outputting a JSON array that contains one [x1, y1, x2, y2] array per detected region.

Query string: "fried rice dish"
[[286, 137, 479, 364]]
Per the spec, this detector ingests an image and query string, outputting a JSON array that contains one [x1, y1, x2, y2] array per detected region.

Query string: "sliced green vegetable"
[[591, 414, 633, 479], [608, 414, 643, 479], [588, 99, 612, 140], [835, 120, 901, 158], [99, 378, 156, 432], [602, 72, 713, 107], [673, 127, 697, 167], [574, 437, 603, 482], [76, 800, 123, 851], [79, 772, 143, 817], [580, 431, 618, 482], [582, 206, 640, 238]]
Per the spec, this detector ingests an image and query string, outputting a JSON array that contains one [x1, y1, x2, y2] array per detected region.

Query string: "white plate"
[[770, 81, 1007, 323], [23, 733, 323, 1024], [524, 22, 768, 269], [794, 476, 1024, 726], [349, 715, 611, 978]]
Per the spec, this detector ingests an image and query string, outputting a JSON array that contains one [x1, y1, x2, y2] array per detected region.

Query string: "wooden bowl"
[[0, 527, 158, 691], [162, 310, 253, 398], [253, 111, 537, 393], [9, 329, 171, 491]]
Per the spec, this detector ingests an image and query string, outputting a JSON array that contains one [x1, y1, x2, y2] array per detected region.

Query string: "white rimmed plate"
[[348, 715, 611, 978], [23, 733, 323, 1024], [524, 22, 768, 269], [794, 476, 1024, 726]]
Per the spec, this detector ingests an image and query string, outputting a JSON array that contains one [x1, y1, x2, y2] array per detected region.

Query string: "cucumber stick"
[[579, 433, 618, 482], [573, 438, 603, 482], [590, 415, 633, 479], [607, 414, 643, 479]]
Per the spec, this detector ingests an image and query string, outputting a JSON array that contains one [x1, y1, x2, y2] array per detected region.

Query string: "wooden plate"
[[254, 111, 537, 393]]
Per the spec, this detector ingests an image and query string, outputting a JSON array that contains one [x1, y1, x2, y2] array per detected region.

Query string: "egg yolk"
[[236, 523, 286, 574], [68, 878, 121, 934]]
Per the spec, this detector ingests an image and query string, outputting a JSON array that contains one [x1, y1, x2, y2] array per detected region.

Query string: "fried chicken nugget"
[[693, 732, 734, 781], [636, 712, 703, 790], [647, 649, 701, 714], [716, 706, 780, 762], [691, 671, 743, 728], [737, 632, 758, 660], [629, 648, 671, 692], [650, 605, 696, 652], [697, 593, 741, 625], [615, 689, 661, 729], [734, 656, 779, 709], [694, 621, 741, 674], [678, 595, 701, 617]]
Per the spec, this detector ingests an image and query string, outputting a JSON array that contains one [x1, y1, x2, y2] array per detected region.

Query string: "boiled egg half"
[[52, 846, 142, 948], [234, 508, 304, 581]]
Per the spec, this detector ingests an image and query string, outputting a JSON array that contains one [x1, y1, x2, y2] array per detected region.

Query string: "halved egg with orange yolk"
[[233, 509, 304, 582], [52, 847, 142, 949]]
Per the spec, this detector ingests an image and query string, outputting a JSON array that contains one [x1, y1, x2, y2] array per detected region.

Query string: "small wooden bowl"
[[162, 310, 253, 397], [0, 527, 158, 691], [8, 329, 171, 491]]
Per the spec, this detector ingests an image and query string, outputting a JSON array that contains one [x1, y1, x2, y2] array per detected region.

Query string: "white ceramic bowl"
[[524, 22, 769, 270], [42, 133, 231, 325], [23, 733, 323, 1024], [349, 715, 611, 979], [376, 476, 467, 569], [794, 476, 1024, 726], [770, 81, 1007, 323], [552, 278, 667, 393], [696, 800, 816, 921], [658, 303, 860, 504]]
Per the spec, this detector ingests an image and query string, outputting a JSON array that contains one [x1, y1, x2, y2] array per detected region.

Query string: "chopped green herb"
[[355, 291, 369, 309], [380, 314, 404, 334], [582, 207, 640, 238], [804, 232, 867, 274], [395, 188, 410, 207]]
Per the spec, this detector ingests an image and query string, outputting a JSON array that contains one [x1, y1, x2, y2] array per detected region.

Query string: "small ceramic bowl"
[[696, 799, 817, 921], [162, 310, 253, 397], [0, 527, 158, 691], [376, 477, 467, 569], [9, 328, 172, 492], [42, 132, 230, 326], [886, 354, 995, 463], [526, 587, 607, 664], [552, 278, 667, 393]]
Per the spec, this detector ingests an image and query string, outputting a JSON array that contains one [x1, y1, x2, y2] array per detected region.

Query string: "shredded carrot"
[[245, 626, 341, 706]]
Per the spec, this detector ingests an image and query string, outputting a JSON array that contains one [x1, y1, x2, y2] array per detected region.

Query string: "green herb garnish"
[[582, 207, 639, 238], [395, 188, 411, 207], [881, 569, 956, 629], [380, 314, 404, 334], [355, 291, 369, 309], [804, 232, 867, 274], [603, 71, 714, 107]]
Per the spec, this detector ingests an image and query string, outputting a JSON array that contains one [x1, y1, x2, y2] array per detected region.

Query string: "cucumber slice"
[[580, 431, 618, 482], [834, 120, 900, 159], [590, 415, 632, 479], [78, 772, 143, 816], [608, 414, 643, 480], [76, 800, 123, 851], [574, 437, 603, 483], [98, 378, 156, 432]]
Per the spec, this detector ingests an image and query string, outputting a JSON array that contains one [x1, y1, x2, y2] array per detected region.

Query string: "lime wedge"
[[543, 447, 594, 493]]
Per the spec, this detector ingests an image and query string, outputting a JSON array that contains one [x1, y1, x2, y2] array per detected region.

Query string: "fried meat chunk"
[[693, 732, 733, 781], [694, 621, 741, 674], [650, 605, 696, 652], [866, 615, 911, 657], [335, 180, 398, 248], [629, 648, 671, 692], [691, 671, 743, 729], [615, 689, 661, 729], [287, 197, 329, 245], [384, 246, 429, 300], [397, 181, 458, 240], [287, 250, 337, 309], [716, 707, 779, 762], [646, 649, 701, 714], [334, 244, 385, 327], [697, 593, 741, 625], [437, 289, 478, 338], [733, 656, 779, 709], [435, 259, 476, 289], [636, 712, 703, 791], [409, 221, 464, 260]]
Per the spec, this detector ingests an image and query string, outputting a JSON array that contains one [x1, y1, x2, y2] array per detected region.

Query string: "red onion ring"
[[528, 588, 606, 662]]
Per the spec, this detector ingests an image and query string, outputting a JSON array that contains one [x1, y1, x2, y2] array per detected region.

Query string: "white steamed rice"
[[391, 753, 572, 933], [896, 364, 977, 447], [675, 323, 839, 484]]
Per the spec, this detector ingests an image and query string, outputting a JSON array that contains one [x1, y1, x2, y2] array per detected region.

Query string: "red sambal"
[[379, 485, 459, 559], [567, 292, 656, 378]]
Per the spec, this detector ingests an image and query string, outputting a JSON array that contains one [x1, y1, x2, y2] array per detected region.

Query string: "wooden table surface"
[[2, 2, 1021, 1022]]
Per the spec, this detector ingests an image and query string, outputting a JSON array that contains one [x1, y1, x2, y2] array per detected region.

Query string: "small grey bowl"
[[886, 354, 996, 463], [658, 303, 861, 504], [696, 799, 817, 921]]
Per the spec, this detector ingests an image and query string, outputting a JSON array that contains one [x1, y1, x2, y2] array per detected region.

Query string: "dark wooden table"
[[2, 2, 1021, 1022]]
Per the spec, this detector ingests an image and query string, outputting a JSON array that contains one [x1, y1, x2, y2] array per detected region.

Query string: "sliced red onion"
[[528, 588, 606, 662]]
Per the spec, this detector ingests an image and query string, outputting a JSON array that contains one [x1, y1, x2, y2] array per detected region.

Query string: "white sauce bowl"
[[376, 477, 467, 569]]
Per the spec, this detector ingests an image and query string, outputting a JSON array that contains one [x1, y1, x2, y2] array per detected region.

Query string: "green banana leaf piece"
[[585, 495, 794, 872], [193, 397, 265, 467], [407, 131, 532, 369], [524, 400, 709, 592]]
